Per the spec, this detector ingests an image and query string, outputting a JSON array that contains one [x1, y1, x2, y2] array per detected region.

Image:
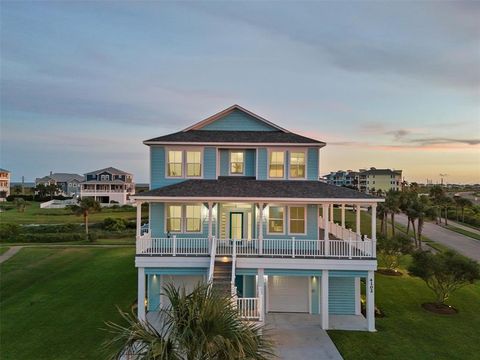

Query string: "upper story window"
[[268, 206, 285, 234], [100, 174, 109, 181], [166, 205, 182, 232], [167, 150, 183, 177], [185, 205, 202, 232], [186, 151, 201, 177], [290, 152, 306, 178], [269, 151, 285, 178], [230, 151, 244, 175]]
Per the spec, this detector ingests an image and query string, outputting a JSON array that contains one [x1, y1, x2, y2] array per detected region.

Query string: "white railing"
[[237, 297, 261, 320], [207, 236, 217, 283], [137, 237, 374, 258]]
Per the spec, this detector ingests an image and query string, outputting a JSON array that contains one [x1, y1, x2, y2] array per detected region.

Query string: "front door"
[[229, 212, 244, 240]]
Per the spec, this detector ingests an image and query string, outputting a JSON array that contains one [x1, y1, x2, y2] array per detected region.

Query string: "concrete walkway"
[[395, 214, 480, 262], [267, 313, 343, 360], [0, 246, 23, 264]]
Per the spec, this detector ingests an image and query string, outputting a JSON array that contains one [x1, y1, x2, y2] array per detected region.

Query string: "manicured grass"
[[0, 201, 147, 225], [445, 225, 480, 241], [329, 270, 480, 359], [0, 246, 9, 255], [0, 247, 136, 360]]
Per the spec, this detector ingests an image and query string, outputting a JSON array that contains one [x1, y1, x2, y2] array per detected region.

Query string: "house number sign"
[[369, 278, 374, 294]]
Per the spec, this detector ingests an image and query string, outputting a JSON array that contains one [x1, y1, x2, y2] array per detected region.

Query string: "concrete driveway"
[[395, 214, 480, 262], [267, 313, 343, 360]]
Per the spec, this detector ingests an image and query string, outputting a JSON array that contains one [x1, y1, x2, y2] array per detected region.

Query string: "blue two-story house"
[[132, 105, 382, 332]]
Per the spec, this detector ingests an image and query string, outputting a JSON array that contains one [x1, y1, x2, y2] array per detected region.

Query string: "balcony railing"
[[137, 236, 374, 259]]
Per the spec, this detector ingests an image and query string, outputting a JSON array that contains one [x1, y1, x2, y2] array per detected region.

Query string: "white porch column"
[[355, 277, 361, 315], [356, 204, 361, 236], [329, 204, 334, 223], [257, 268, 265, 322], [341, 204, 346, 228], [207, 202, 213, 241], [138, 267, 146, 321], [366, 270, 376, 332], [322, 204, 329, 256], [136, 201, 143, 238], [371, 204, 377, 257], [258, 203, 264, 255], [321, 270, 329, 330]]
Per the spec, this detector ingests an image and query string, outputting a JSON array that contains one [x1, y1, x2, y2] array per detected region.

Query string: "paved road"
[[396, 214, 480, 262]]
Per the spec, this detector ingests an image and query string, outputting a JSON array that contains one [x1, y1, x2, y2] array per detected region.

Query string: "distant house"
[[358, 168, 402, 193], [35, 172, 84, 196], [0, 168, 11, 199], [323, 170, 358, 188], [80, 167, 135, 205]]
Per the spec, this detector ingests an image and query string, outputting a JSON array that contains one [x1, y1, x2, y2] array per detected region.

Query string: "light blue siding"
[[219, 149, 256, 177], [307, 148, 319, 180], [245, 150, 256, 176], [200, 109, 278, 131], [329, 277, 356, 315], [330, 270, 367, 278], [147, 274, 161, 311], [257, 148, 268, 179], [204, 147, 217, 179], [219, 150, 229, 176], [145, 268, 208, 275]]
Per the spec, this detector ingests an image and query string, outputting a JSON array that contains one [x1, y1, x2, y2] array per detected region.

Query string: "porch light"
[[221, 256, 229, 263]]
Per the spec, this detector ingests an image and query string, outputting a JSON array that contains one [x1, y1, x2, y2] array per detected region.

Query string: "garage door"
[[161, 275, 204, 308], [268, 276, 309, 313]]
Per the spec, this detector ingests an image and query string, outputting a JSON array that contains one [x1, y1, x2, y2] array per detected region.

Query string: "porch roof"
[[132, 177, 382, 202]]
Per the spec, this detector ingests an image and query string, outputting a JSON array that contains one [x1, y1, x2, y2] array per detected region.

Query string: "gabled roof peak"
[[182, 104, 290, 133]]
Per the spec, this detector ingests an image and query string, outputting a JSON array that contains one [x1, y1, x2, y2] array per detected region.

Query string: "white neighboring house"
[[0, 168, 11, 200], [80, 167, 135, 205]]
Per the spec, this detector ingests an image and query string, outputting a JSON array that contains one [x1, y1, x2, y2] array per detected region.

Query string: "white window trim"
[[266, 204, 286, 235], [288, 205, 307, 235], [164, 203, 204, 234], [289, 150, 307, 180], [267, 149, 286, 180], [228, 150, 245, 176], [165, 147, 204, 179]]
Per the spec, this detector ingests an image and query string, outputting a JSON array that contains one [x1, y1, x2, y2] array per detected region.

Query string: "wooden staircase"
[[212, 259, 233, 294]]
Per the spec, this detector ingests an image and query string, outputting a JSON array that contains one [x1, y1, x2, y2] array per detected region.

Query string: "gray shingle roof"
[[135, 177, 379, 200], [84, 167, 131, 176], [144, 130, 325, 145], [36, 173, 84, 183], [0, 168, 10, 173]]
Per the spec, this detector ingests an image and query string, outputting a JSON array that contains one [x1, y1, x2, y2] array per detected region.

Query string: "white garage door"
[[268, 276, 309, 313], [161, 275, 204, 308]]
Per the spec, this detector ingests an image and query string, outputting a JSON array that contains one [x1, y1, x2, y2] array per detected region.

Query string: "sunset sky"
[[1, 1, 479, 184]]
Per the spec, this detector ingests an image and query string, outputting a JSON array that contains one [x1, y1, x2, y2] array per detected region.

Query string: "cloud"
[[408, 137, 480, 146], [385, 129, 411, 140]]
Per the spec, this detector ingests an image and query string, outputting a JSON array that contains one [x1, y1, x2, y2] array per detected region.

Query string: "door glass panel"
[[230, 213, 243, 240]]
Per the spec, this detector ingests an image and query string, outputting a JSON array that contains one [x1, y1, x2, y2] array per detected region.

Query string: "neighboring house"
[[0, 168, 11, 199], [35, 172, 84, 196], [323, 170, 358, 187], [132, 105, 382, 332], [358, 167, 402, 194], [80, 167, 135, 205]]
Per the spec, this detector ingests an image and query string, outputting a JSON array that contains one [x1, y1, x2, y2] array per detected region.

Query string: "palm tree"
[[104, 283, 275, 360], [429, 185, 445, 224], [384, 190, 400, 236], [69, 197, 101, 236], [457, 197, 472, 223], [439, 196, 453, 226], [377, 203, 388, 237], [399, 189, 417, 234], [412, 195, 434, 249]]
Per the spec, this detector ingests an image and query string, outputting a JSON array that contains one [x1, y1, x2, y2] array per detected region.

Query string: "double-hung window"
[[167, 151, 183, 177], [230, 151, 244, 175], [269, 151, 285, 178], [290, 152, 306, 178], [185, 205, 202, 232], [166, 205, 182, 232], [186, 151, 201, 177], [289, 206, 306, 234], [268, 206, 285, 234]]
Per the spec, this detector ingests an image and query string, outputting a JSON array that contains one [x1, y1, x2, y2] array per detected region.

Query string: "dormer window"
[[230, 151, 244, 175], [100, 175, 109, 181], [167, 150, 183, 177], [269, 151, 285, 178], [290, 152, 306, 178], [186, 151, 201, 177]]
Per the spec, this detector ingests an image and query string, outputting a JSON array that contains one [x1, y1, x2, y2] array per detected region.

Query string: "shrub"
[[409, 250, 480, 305], [103, 217, 127, 231], [0, 223, 20, 241], [88, 232, 99, 242], [10, 233, 84, 243], [377, 233, 413, 270]]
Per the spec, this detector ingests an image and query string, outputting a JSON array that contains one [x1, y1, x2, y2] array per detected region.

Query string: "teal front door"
[[229, 212, 244, 240]]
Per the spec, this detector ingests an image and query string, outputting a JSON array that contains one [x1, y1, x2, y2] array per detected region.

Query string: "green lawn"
[[0, 201, 147, 225], [0, 246, 9, 255], [445, 225, 480, 241], [329, 269, 480, 359], [0, 247, 136, 360]]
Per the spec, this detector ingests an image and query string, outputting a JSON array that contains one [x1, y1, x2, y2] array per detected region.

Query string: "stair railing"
[[207, 236, 217, 283], [231, 238, 237, 302]]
